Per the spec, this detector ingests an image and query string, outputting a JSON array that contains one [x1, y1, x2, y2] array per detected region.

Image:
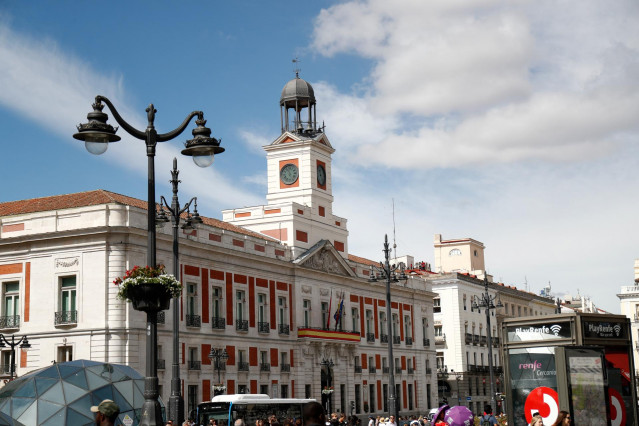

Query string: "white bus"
[[196, 394, 316, 426]]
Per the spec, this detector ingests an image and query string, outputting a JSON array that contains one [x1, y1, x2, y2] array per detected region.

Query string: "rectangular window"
[[351, 308, 358, 332], [280, 384, 288, 398], [3, 281, 19, 323], [433, 298, 441, 313], [392, 313, 399, 336], [369, 383, 375, 412], [303, 299, 311, 327], [404, 315, 411, 339], [434, 325, 443, 336], [57, 346, 73, 362], [408, 383, 413, 410], [365, 310, 373, 334], [237, 291, 245, 321], [383, 384, 388, 412], [258, 294, 267, 323], [321, 302, 329, 328], [188, 385, 198, 414], [58, 276, 77, 324], [261, 385, 269, 395], [380, 312, 387, 335], [212, 287, 223, 319], [187, 283, 197, 316], [355, 384, 361, 413], [278, 296, 287, 326], [1, 351, 11, 375], [305, 384, 311, 398]]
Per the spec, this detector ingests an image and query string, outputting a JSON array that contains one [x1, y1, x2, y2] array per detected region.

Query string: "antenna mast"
[[392, 199, 397, 259]]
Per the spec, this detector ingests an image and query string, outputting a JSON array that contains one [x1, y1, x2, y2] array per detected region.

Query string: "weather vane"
[[292, 57, 301, 78]]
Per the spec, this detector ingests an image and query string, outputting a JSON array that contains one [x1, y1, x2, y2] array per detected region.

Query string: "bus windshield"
[[197, 395, 314, 426]]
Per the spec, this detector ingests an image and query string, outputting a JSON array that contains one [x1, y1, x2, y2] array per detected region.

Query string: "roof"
[[348, 253, 378, 267], [0, 189, 276, 242]]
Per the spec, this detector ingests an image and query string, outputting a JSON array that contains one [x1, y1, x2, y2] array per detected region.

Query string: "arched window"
[[449, 248, 462, 256]]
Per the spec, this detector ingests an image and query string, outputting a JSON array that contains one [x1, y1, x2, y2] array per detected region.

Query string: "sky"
[[0, 0, 638, 313]]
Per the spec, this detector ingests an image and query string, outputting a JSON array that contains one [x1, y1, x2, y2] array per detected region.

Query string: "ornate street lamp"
[[320, 358, 335, 413], [471, 276, 503, 412], [436, 366, 449, 405], [156, 158, 203, 425], [0, 334, 30, 380], [73, 96, 224, 426], [368, 234, 408, 419], [208, 348, 229, 391], [450, 369, 463, 405]]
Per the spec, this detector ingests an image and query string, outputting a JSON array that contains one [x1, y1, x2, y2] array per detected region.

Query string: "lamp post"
[[208, 348, 229, 390], [320, 358, 335, 413], [471, 277, 503, 412], [0, 334, 30, 380], [73, 96, 224, 426], [156, 158, 203, 425], [450, 369, 462, 405], [368, 234, 407, 419], [436, 367, 449, 405]]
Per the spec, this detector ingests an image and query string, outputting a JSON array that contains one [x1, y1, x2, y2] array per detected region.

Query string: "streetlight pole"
[[208, 348, 229, 392], [0, 334, 31, 380], [368, 234, 407, 419], [156, 158, 203, 425], [320, 358, 335, 413], [73, 96, 224, 426], [471, 277, 503, 412]]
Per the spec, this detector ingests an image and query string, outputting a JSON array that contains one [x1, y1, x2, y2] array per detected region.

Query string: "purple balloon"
[[444, 405, 475, 426]]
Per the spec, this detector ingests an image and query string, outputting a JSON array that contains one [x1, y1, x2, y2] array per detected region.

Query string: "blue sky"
[[1, 1, 638, 313]]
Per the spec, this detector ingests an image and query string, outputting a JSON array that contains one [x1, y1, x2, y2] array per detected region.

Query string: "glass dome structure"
[[0, 360, 164, 425]]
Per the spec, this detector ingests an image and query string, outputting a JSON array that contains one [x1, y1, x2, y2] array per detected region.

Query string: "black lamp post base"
[[140, 377, 163, 426], [168, 394, 184, 425]]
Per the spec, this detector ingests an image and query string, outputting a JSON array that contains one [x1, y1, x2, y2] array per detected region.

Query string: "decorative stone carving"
[[320, 288, 329, 296], [302, 285, 312, 294], [305, 248, 345, 275], [55, 257, 79, 268], [421, 305, 429, 313]]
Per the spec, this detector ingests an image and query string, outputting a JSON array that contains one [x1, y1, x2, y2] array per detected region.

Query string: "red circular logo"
[[524, 387, 559, 424], [608, 388, 626, 426]]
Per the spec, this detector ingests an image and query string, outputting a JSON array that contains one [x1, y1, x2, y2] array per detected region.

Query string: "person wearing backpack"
[[480, 405, 498, 426]]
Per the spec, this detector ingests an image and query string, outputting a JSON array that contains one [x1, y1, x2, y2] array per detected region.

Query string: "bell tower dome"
[[223, 71, 349, 259]]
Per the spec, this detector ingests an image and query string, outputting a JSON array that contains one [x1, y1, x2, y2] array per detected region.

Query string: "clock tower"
[[223, 72, 349, 258]]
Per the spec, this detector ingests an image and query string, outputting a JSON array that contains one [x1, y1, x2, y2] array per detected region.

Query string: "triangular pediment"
[[268, 132, 335, 153], [293, 240, 356, 277]]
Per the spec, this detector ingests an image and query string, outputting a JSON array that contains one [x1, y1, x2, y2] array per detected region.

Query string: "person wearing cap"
[[90, 399, 120, 426]]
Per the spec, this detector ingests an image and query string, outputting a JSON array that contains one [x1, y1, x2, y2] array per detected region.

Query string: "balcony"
[[258, 321, 270, 333], [468, 365, 477, 373], [480, 336, 487, 346], [186, 315, 201, 328], [382, 366, 389, 374], [393, 336, 401, 345], [211, 317, 225, 330], [54, 311, 77, 326], [0, 315, 19, 329], [297, 327, 360, 343], [472, 335, 479, 345], [426, 368, 432, 374], [188, 361, 201, 371], [158, 359, 166, 370], [278, 324, 290, 335], [493, 366, 503, 374], [368, 366, 376, 373], [434, 334, 446, 345], [423, 338, 430, 347], [354, 365, 362, 373], [395, 366, 402, 374], [492, 337, 500, 347], [260, 363, 271, 372], [406, 336, 413, 346], [381, 334, 388, 344], [281, 364, 290, 372], [465, 333, 473, 344], [236, 319, 249, 332], [157, 311, 165, 324], [366, 333, 375, 343], [434, 305, 441, 313], [238, 362, 249, 372], [407, 367, 414, 374]]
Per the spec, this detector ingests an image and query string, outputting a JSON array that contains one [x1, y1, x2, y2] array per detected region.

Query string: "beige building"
[[617, 259, 639, 380]]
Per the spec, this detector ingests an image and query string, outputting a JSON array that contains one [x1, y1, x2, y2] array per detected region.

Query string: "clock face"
[[280, 163, 299, 185], [317, 165, 326, 186]]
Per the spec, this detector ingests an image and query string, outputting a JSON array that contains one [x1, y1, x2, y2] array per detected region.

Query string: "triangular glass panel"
[[35, 377, 58, 396], [61, 381, 87, 404], [91, 385, 113, 404], [114, 364, 142, 379], [13, 378, 36, 398], [10, 397, 33, 419], [58, 364, 82, 378], [0, 411, 14, 426], [64, 360, 84, 367], [65, 407, 94, 425], [0, 398, 10, 416], [16, 399, 37, 425], [80, 360, 101, 367], [40, 408, 65, 426], [109, 366, 127, 382], [40, 382, 64, 404], [113, 380, 134, 403], [64, 369, 89, 390], [133, 383, 145, 409], [112, 387, 133, 412], [36, 399, 64, 424], [85, 370, 109, 390], [37, 365, 61, 379]]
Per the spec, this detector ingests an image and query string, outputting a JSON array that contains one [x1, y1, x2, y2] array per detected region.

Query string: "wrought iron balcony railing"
[[158, 359, 166, 370], [382, 366, 389, 374], [366, 333, 375, 343], [480, 336, 487, 346], [465, 333, 473, 344], [211, 317, 226, 330], [423, 338, 430, 347], [260, 363, 271, 372], [186, 315, 201, 328], [406, 336, 413, 345], [472, 334, 479, 345], [188, 361, 201, 370], [392, 336, 401, 344], [425, 368, 432, 374], [354, 365, 362, 373], [0, 315, 19, 329], [369, 366, 376, 373], [407, 367, 414, 374], [238, 362, 249, 371], [395, 366, 402, 374], [281, 364, 290, 372], [278, 324, 290, 335], [258, 321, 270, 333], [157, 311, 165, 324], [236, 319, 249, 332], [54, 311, 77, 325], [380, 334, 388, 343], [492, 337, 500, 347]]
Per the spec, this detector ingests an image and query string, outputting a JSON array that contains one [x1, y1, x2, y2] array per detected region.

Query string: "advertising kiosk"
[[502, 313, 637, 425]]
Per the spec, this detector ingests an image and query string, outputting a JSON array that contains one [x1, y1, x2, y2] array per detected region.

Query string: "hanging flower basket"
[[321, 386, 334, 395], [113, 265, 182, 312], [213, 385, 227, 392]]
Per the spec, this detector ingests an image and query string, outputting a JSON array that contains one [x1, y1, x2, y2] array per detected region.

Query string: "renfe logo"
[[524, 387, 559, 425], [519, 360, 542, 371], [608, 388, 626, 426]]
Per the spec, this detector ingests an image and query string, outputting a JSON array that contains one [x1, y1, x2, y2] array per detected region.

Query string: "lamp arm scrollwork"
[[95, 95, 146, 140]]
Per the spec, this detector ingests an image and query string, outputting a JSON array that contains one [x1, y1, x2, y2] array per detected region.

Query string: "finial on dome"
[[292, 57, 301, 78]]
